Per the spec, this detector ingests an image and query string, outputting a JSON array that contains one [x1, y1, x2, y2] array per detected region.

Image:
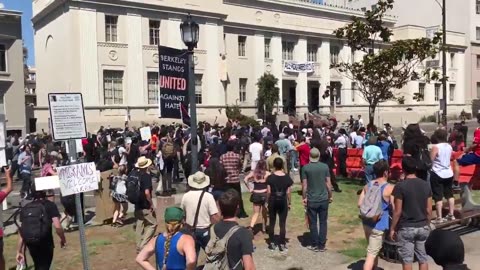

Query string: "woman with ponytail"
[[136, 207, 196, 270]]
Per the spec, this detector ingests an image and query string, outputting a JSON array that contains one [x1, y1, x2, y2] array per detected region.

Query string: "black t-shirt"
[[133, 170, 153, 210], [266, 174, 293, 198], [392, 178, 432, 228], [213, 221, 254, 270]]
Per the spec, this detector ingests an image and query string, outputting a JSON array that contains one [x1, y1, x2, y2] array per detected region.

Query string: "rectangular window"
[[477, 27, 480, 40], [418, 83, 425, 101], [103, 70, 123, 105], [450, 53, 455, 68], [195, 74, 203, 104], [477, 0, 480, 14], [147, 72, 159, 104], [449, 84, 455, 102], [351, 82, 357, 102], [149, 20, 160, 45], [239, 78, 247, 102], [238, 36, 246, 57], [434, 83, 440, 101], [282, 41, 294, 61], [307, 44, 318, 62], [477, 82, 480, 98], [105, 15, 118, 42], [264, 38, 271, 59], [477, 55, 480, 69], [330, 45, 340, 65], [0, 44, 6, 72]]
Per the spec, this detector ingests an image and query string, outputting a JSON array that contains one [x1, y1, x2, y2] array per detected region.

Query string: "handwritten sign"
[[57, 162, 98, 196], [35, 176, 60, 191], [140, 127, 151, 141]]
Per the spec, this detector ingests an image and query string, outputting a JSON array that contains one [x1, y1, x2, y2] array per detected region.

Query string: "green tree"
[[331, 0, 442, 125], [256, 73, 280, 122]]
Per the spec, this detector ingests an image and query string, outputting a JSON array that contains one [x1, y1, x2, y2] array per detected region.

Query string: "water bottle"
[[16, 261, 25, 270]]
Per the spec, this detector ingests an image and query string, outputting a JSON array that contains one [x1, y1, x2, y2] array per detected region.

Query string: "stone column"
[[296, 37, 308, 113], [204, 22, 223, 106], [126, 13, 144, 105], [78, 9, 99, 106], [271, 35, 283, 109], [318, 39, 330, 113]]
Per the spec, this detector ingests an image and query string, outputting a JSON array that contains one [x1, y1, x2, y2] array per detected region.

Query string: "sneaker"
[[307, 246, 319, 252], [293, 168, 298, 172], [318, 247, 327, 252], [432, 217, 446, 224], [268, 243, 277, 251], [446, 214, 456, 221], [279, 244, 288, 252]]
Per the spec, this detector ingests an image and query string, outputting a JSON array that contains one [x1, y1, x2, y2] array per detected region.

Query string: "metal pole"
[[187, 51, 198, 174], [442, 0, 447, 128], [67, 139, 90, 270]]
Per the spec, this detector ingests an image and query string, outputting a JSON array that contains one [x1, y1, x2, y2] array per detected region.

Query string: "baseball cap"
[[164, 207, 185, 223]]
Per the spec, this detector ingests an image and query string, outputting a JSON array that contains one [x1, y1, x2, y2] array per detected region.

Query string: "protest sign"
[[35, 176, 60, 191], [140, 127, 152, 141], [158, 46, 189, 119], [57, 162, 99, 196], [48, 93, 87, 140]]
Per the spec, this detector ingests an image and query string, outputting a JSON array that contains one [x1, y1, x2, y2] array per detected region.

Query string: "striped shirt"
[[220, 151, 242, 183]]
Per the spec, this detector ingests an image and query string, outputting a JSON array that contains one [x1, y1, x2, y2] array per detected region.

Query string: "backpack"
[[359, 182, 387, 223], [161, 139, 175, 158], [204, 225, 241, 270], [417, 147, 432, 171], [125, 170, 141, 204], [111, 146, 121, 164], [115, 177, 127, 195], [19, 200, 51, 245]]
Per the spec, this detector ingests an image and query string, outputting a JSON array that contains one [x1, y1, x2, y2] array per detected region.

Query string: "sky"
[[2, 0, 35, 66]]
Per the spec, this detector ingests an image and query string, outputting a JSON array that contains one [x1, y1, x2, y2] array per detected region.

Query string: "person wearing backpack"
[[160, 135, 177, 196], [204, 189, 255, 270], [110, 166, 129, 227], [390, 156, 432, 270], [129, 156, 158, 253], [136, 207, 196, 270], [357, 160, 394, 270], [16, 187, 66, 270]]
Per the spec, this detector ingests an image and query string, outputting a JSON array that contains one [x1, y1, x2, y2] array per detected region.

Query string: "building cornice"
[[98, 42, 129, 48]]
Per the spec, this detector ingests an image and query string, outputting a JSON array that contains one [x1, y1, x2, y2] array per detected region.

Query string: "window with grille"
[[103, 70, 123, 105], [149, 20, 160, 45], [449, 84, 455, 102], [0, 44, 6, 72], [434, 84, 440, 101], [147, 72, 159, 104], [238, 36, 246, 57], [418, 83, 425, 101], [105, 15, 118, 42], [282, 41, 294, 61], [264, 38, 271, 59], [239, 78, 247, 102], [195, 74, 203, 104], [307, 44, 318, 62], [330, 45, 340, 64], [351, 82, 357, 102]]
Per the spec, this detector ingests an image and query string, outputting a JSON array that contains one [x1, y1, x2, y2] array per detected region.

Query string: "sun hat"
[[164, 207, 185, 223], [309, 148, 320, 162], [135, 156, 152, 169], [187, 171, 210, 189]]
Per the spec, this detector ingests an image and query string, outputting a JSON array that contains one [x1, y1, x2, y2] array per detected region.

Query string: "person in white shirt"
[[350, 127, 359, 146], [335, 129, 349, 177], [249, 135, 263, 171], [357, 115, 364, 128]]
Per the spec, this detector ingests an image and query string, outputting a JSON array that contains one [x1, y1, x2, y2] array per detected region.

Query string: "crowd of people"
[[0, 113, 478, 270]]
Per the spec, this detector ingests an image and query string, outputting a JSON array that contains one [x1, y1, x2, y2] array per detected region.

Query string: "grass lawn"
[[241, 177, 368, 261]]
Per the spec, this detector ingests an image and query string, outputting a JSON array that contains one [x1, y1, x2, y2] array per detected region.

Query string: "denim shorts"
[[397, 226, 430, 264]]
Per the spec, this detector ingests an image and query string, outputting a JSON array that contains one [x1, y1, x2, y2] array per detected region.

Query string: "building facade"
[[32, 0, 467, 131], [0, 8, 27, 136], [348, 0, 480, 107]]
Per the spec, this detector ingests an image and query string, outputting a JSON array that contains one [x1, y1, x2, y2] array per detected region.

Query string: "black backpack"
[[19, 200, 51, 245], [111, 146, 121, 164], [125, 170, 142, 204]]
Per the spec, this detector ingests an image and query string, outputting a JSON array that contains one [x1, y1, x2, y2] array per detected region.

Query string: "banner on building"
[[283, 61, 315, 73], [158, 46, 189, 119]]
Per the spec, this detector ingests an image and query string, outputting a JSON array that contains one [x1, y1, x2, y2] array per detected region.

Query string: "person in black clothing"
[[266, 158, 293, 252], [318, 138, 342, 193], [205, 157, 228, 200], [426, 229, 470, 270], [16, 189, 66, 270], [402, 124, 430, 181]]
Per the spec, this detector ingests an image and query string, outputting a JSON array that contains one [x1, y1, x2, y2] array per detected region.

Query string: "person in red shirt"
[[296, 137, 311, 176], [0, 167, 13, 270], [454, 114, 480, 180]]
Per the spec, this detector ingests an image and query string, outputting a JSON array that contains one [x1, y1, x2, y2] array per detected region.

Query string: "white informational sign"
[[34, 176, 60, 191], [57, 162, 99, 196], [140, 127, 152, 141], [48, 93, 87, 140], [284, 61, 315, 73]]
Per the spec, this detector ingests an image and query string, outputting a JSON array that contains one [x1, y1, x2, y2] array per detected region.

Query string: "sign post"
[[48, 93, 90, 270]]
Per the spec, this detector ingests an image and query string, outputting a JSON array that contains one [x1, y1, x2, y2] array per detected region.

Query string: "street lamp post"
[[180, 14, 200, 173], [441, 0, 447, 127]]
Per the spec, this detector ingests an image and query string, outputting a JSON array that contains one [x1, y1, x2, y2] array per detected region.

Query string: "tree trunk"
[[368, 105, 376, 126]]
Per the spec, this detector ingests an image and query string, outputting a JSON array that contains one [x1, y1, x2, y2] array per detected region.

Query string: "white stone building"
[[32, 0, 468, 131]]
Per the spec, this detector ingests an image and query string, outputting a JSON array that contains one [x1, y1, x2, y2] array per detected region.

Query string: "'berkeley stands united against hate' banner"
[[158, 46, 189, 119]]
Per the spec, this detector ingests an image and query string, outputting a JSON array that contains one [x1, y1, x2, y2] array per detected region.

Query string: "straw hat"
[[187, 171, 210, 190], [135, 156, 152, 169]]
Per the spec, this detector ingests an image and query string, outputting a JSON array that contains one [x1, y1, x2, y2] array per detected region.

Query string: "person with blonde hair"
[[136, 207, 196, 270]]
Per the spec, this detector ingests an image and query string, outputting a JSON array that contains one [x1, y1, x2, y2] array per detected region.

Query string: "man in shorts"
[[454, 114, 480, 180]]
